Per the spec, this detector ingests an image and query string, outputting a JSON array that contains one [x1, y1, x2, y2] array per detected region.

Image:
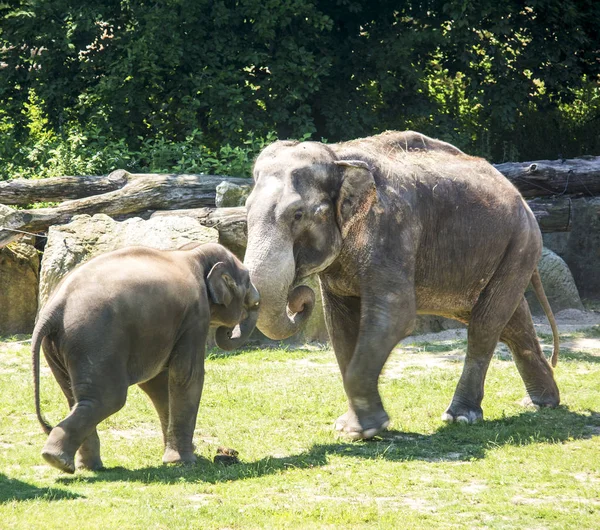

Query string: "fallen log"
[[527, 197, 572, 232], [0, 170, 249, 247], [0, 158, 591, 248], [0, 172, 129, 204], [2, 155, 599, 207], [494, 156, 600, 197], [0, 169, 248, 207]]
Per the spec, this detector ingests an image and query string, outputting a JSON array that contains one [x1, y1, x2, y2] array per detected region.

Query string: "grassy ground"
[[1, 327, 599, 529]]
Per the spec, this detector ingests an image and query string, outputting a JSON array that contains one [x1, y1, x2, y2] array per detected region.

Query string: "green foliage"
[[0, 95, 276, 179], [1, 0, 599, 169]]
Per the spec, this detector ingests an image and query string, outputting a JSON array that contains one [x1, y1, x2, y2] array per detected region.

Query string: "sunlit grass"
[[1, 330, 599, 529]]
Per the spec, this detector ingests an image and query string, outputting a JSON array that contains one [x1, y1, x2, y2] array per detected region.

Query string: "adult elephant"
[[243, 130, 560, 440]]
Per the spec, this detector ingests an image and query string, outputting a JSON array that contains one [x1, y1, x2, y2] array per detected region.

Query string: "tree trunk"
[[494, 156, 600, 197], [527, 198, 572, 232], [0, 169, 248, 206], [0, 172, 130, 204]]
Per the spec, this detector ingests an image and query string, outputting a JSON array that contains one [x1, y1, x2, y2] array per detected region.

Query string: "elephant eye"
[[293, 209, 304, 222]]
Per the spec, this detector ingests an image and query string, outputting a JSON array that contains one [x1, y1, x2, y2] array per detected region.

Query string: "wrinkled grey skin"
[[32, 242, 259, 473], [244, 130, 560, 440]]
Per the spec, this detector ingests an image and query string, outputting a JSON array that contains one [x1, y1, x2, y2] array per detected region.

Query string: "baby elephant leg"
[[42, 363, 128, 474], [75, 429, 104, 471]]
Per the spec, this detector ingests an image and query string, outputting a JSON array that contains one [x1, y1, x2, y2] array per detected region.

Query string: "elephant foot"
[[521, 393, 559, 410], [334, 408, 390, 440], [162, 447, 197, 465], [42, 448, 75, 474], [75, 454, 104, 471], [441, 404, 483, 425]]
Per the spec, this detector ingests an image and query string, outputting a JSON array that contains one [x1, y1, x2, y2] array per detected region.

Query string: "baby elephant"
[[32, 242, 259, 473]]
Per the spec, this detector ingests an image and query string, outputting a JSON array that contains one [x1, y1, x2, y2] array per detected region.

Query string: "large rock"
[[39, 214, 218, 307], [215, 181, 251, 208], [526, 247, 584, 315], [0, 239, 40, 335], [544, 197, 600, 299]]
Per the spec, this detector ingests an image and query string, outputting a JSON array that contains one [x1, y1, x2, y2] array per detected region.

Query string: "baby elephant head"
[[205, 248, 260, 351]]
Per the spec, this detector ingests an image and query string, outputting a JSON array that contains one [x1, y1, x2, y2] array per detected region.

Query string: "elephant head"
[[201, 246, 260, 351], [243, 140, 378, 340]]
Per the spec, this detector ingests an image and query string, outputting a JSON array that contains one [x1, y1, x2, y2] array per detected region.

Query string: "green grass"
[[1, 330, 599, 529]]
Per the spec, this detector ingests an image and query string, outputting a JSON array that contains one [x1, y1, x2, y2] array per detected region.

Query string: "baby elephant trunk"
[[215, 284, 260, 351]]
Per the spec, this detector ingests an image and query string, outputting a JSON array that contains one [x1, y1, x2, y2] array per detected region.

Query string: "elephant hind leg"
[[42, 358, 129, 474], [442, 324, 500, 424], [500, 297, 559, 408], [443, 250, 536, 424]]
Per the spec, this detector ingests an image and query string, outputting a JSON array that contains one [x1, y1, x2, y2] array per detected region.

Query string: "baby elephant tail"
[[32, 316, 55, 435], [531, 267, 559, 367]]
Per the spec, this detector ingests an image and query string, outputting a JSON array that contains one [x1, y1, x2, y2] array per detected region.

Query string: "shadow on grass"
[[0, 473, 81, 503], [57, 407, 600, 486]]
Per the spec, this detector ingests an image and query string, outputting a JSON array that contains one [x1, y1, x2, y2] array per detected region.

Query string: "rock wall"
[[543, 197, 600, 300]]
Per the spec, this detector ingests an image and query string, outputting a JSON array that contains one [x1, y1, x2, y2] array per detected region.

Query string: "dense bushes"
[[0, 94, 278, 179], [1, 0, 599, 178]]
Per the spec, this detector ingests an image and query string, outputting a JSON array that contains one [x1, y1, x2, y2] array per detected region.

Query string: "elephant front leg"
[[139, 370, 170, 447], [162, 346, 205, 465], [325, 290, 415, 440], [323, 292, 368, 436], [75, 429, 104, 471]]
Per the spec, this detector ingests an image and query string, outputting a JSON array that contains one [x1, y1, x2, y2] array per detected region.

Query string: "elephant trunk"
[[215, 306, 259, 351], [243, 226, 315, 340]]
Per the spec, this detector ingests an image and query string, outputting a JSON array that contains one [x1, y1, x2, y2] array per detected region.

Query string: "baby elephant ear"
[[334, 160, 378, 238], [207, 262, 234, 307]]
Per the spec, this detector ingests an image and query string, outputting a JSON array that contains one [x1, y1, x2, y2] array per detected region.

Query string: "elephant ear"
[[207, 262, 234, 307], [334, 159, 378, 238]]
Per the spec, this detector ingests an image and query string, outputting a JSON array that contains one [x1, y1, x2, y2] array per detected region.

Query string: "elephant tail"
[[32, 316, 55, 435], [531, 267, 559, 367]]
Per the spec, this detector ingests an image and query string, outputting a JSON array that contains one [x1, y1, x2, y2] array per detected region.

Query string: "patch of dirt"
[[461, 481, 488, 494], [533, 309, 600, 335], [107, 428, 161, 440], [399, 310, 600, 354]]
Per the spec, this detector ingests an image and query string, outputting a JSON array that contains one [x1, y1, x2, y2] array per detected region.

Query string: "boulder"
[[215, 181, 251, 208], [0, 239, 39, 335], [39, 214, 218, 307], [526, 247, 584, 315]]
